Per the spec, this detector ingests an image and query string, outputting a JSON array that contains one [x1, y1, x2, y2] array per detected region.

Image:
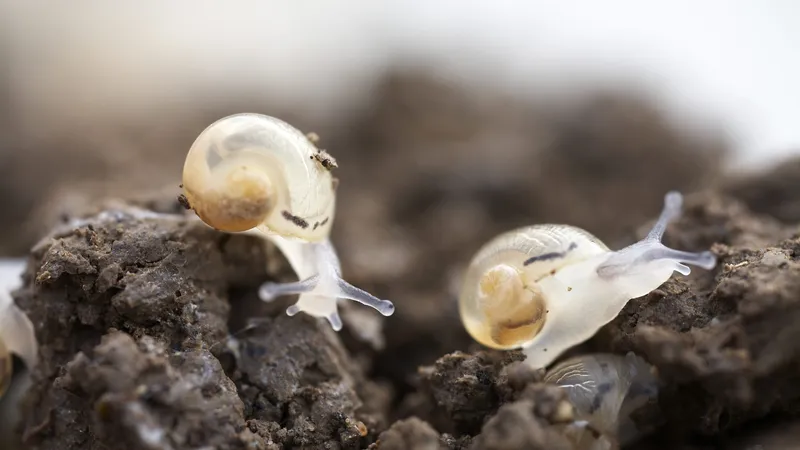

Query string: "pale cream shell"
[[0, 282, 37, 398], [183, 113, 336, 241], [458, 224, 610, 349]]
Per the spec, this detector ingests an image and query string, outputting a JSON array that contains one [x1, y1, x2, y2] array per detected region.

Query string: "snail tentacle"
[[259, 275, 320, 301], [254, 229, 393, 331], [336, 278, 395, 315], [597, 191, 716, 280], [645, 190, 682, 242]]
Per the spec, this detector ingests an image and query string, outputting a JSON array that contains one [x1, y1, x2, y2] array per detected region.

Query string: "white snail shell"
[[459, 191, 716, 368], [460, 225, 609, 350], [182, 113, 336, 240], [0, 259, 38, 398]]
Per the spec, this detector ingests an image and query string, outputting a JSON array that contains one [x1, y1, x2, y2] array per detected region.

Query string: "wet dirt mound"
[[14, 209, 385, 449]]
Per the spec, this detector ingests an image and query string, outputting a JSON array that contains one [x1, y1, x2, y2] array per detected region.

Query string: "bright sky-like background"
[[2, 0, 797, 169]]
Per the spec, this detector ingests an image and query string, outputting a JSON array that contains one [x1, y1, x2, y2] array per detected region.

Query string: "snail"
[[0, 258, 38, 398], [458, 191, 716, 368], [544, 352, 661, 449], [181, 113, 395, 331]]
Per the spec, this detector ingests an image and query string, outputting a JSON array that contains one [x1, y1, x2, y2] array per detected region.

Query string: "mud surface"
[[2, 69, 800, 449]]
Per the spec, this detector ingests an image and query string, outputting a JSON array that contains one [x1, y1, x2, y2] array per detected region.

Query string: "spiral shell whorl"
[[182, 113, 336, 240], [459, 225, 609, 349]]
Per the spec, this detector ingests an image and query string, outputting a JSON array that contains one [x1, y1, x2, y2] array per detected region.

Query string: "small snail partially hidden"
[[182, 113, 395, 330], [459, 191, 715, 368], [0, 259, 38, 398], [545, 353, 660, 449]]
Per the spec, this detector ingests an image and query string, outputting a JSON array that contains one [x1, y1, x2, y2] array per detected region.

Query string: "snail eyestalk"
[[596, 191, 716, 283], [259, 238, 394, 331]]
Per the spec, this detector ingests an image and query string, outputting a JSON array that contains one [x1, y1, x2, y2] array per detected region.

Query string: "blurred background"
[[1, 1, 799, 447], [0, 0, 798, 254]]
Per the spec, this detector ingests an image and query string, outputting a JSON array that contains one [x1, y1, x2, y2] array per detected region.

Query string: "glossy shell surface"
[[459, 224, 609, 349], [183, 113, 336, 240]]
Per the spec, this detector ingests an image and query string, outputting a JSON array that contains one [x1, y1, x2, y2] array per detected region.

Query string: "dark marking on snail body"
[[282, 210, 310, 229], [523, 242, 578, 266]]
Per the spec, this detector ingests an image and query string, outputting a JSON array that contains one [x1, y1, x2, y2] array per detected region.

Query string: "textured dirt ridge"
[[12, 189, 800, 450]]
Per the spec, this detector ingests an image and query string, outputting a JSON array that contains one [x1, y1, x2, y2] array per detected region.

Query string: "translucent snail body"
[[0, 259, 38, 398], [182, 113, 394, 330], [459, 191, 716, 368], [544, 352, 660, 449]]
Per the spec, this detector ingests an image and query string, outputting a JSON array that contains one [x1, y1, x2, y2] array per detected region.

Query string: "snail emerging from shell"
[[181, 113, 395, 331], [544, 352, 662, 450], [459, 191, 716, 369], [0, 258, 38, 399]]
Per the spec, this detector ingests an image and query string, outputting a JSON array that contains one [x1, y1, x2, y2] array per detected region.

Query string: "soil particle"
[[367, 417, 473, 450], [369, 417, 442, 450], [58, 331, 254, 450], [227, 314, 388, 449], [415, 351, 525, 435], [17, 208, 235, 380], [413, 351, 581, 450], [467, 385, 576, 450]]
